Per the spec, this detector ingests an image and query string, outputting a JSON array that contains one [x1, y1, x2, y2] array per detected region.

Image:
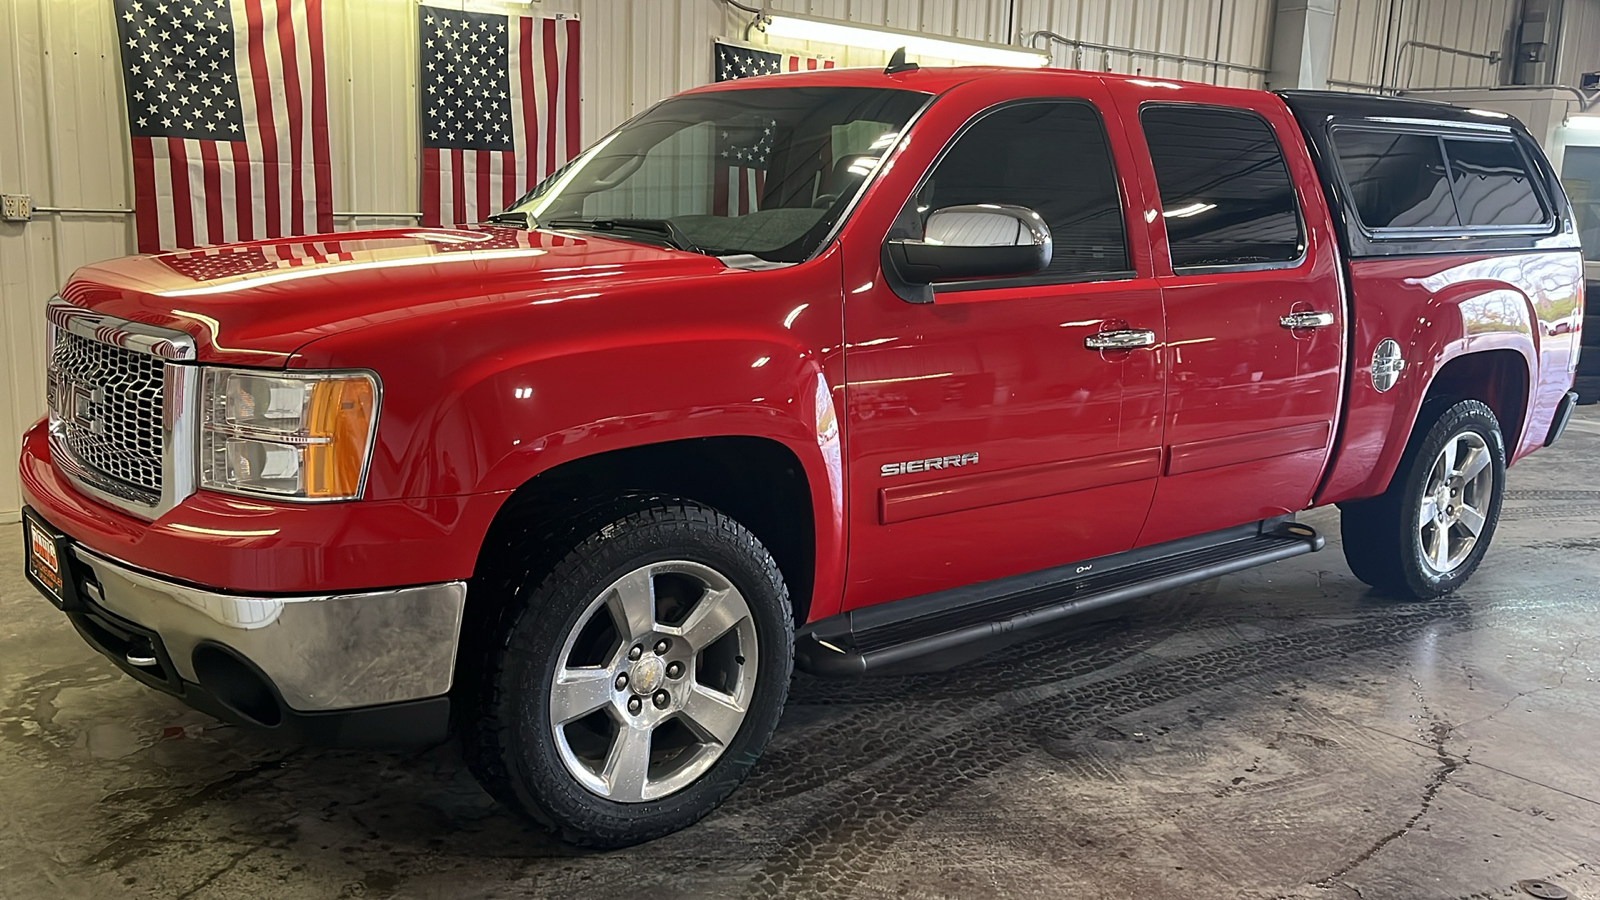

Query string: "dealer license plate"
[[23, 511, 69, 609]]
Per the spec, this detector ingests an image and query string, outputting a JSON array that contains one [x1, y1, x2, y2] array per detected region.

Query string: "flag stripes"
[[117, 0, 333, 252]]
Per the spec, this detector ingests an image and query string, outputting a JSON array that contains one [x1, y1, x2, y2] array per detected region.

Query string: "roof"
[[1276, 89, 1534, 132], [682, 63, 1274, 100]]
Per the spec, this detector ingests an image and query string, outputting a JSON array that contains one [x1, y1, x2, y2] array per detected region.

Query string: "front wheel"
[[1340, 399, 1507, 599], [463, 500, 793, 848]]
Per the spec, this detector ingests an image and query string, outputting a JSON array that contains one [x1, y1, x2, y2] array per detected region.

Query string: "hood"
[[58, 226, 728, 366]]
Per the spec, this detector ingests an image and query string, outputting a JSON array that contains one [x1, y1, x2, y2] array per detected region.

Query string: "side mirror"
[[882, 204, 1053, 303]]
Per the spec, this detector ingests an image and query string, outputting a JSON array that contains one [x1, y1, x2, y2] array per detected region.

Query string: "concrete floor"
[[4, 416, 1600, 900]]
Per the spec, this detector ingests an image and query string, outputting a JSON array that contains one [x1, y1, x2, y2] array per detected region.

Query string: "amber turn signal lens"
[[302, 378, 376, 498]]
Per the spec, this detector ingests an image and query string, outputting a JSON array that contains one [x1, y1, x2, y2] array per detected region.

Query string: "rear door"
[[840, 80, 1166, 610], [1111, 88, 1346, 545]]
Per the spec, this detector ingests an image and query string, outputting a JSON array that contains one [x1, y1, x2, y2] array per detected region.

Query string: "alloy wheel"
[[548, 560, 759, 802], [1416, 430, 1495, 575]]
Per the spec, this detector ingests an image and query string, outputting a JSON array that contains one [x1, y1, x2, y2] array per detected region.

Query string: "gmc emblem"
[[67, 381, 106, 435]]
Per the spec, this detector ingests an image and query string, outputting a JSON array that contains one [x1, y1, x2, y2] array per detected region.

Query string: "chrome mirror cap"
[[881, 203, 1054, 303]]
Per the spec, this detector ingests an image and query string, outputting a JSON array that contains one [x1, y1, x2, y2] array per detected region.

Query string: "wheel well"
[[1424, 349, 1529, 447], [472, 437, 816, 628]]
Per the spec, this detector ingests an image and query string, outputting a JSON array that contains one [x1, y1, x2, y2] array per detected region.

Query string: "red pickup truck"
[[19, 64, 1583, 847]]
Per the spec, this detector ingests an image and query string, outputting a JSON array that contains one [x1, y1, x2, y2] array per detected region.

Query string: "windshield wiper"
[[484, 211, 532, 228], [544, 217, 702, 254]]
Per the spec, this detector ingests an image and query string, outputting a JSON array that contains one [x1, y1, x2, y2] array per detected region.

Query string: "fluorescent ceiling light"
[[763, 14, 1049, 68], [1565, 115, 1600, 130], [1163, 201, 1216, 219]]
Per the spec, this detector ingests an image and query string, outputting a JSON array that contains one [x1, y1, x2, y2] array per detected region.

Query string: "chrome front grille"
[[44, 297, 199, 520], [49, 328, 165, 496]]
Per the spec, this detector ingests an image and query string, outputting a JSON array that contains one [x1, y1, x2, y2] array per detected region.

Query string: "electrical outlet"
[[1, 194, 31, 222]]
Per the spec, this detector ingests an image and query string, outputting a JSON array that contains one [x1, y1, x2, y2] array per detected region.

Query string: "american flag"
[[159, 240, 353, 281], [420, 8, 579, 227], [711, 41, 834, 216], [113, 0, 332, 252], [158, 229, 552, 283]]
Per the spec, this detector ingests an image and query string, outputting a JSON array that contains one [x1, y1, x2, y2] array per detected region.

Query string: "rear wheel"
[[1340, 399, 1506, 599], [463, 499, 793, 847]]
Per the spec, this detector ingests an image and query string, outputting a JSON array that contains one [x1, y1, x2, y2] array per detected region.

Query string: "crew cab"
[[18, 64, 1583, 847]]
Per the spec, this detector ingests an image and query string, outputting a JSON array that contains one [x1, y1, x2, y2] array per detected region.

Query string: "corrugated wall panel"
[[0, 0, 1288, 518], [1014, 0, 1272, 87], [1330, 0, 1513, 92], [1559, 0, 1600, 86]]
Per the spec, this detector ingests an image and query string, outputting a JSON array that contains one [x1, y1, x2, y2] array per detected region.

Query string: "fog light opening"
[[192, 645, 283, 727]]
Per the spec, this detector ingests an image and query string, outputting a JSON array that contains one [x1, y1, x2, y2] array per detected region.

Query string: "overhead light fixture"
[[762, 13, 1049, 68], [1565, 115, 1600, 130]]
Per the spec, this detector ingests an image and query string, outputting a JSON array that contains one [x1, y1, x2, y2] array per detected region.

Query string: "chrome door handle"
[[1279, 311, 1335, 329], [1084, 329, 1156, 350]]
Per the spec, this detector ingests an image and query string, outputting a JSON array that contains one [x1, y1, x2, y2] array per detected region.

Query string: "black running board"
[[795, 519, 1324, 676]]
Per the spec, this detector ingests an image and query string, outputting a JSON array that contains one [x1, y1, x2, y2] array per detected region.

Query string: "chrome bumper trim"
[[71, 546, 466, 711]]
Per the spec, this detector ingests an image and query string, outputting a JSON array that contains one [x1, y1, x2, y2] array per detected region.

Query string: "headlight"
[[200, 368, 379, 500]]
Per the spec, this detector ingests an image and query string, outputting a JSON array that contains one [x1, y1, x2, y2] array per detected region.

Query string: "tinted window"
[[1444, 138, 1548, 227], [1140, 106, 1303, 269], [1332, 129, 1459, 229], [918, 101, 1128, 282]]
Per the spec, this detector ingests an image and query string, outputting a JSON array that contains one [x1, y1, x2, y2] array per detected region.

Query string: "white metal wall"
[[1329, 0, 1517, 92], [1016, 0, 1274, 87], [1558, 0, 1600, 86]]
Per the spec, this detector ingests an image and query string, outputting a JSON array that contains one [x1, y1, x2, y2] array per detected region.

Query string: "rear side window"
[[1443, 138, 1548, 226], [1139, 105, 1304, 269], [1331, 127, 1550, 231], [919, 100, 1129, 282], [1331, 130, 1458, 228]]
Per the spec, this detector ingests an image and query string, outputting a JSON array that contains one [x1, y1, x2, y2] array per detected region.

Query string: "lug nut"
[[665, 661, 684, 679], [627, 697, 643, 714], [614, 673, 628, 691], [654, 639, 670, 655], [653, 690, 671, 709], [628, 645, 643, 661]]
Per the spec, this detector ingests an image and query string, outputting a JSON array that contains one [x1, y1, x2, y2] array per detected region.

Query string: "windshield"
[[507, 86, 929, 262]]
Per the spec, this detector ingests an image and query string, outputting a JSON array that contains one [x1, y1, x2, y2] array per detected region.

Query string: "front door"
[[840, 84, 1166, 610], [1111, 93, 1345, 545]]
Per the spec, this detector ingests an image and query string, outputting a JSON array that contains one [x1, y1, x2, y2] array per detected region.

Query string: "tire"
[[462, 498, 793, 848], [1339, 399, 1506, 599]]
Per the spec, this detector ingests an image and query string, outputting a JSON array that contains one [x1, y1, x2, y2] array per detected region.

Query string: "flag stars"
[[422, 7, 515, 153], [116, 0, 243, 140]]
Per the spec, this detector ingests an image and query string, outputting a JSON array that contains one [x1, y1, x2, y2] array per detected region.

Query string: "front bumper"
[[25, 509, 465, 747]]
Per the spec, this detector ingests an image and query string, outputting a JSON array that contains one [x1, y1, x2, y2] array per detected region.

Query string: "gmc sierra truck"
[[20, 64, 1583, 847]]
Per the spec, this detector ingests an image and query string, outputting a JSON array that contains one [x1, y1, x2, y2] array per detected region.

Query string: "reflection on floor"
[[4, 411, 1600, 900]]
